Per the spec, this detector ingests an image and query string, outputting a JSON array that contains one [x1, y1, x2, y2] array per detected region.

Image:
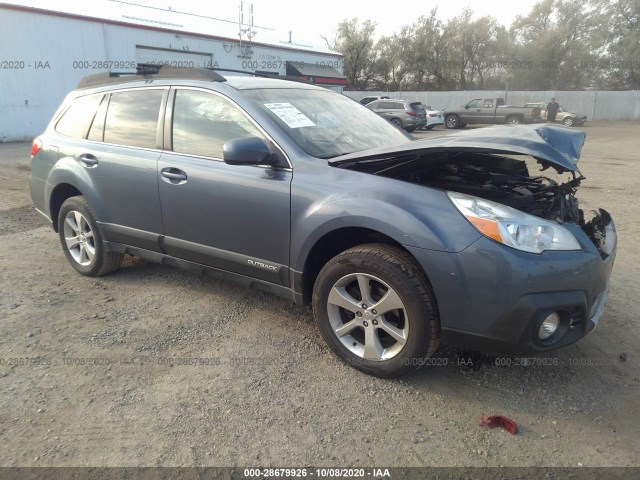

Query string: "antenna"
[[238, 1, 257, 48]]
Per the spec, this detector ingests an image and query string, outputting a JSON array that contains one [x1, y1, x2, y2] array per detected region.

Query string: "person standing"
[[546, 98, 560, 123]]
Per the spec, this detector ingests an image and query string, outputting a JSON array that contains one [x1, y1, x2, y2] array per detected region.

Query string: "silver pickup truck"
[[445, 97, 541, 128]]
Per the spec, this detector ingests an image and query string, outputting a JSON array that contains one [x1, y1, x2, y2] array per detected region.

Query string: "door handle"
[[79, 154, 98, 167], [161, 168, 188, 184]]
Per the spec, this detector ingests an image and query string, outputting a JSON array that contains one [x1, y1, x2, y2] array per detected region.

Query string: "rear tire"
[[58, 196, 123, 276], [506, 115, 523, 124], [312, 244, 440, 378], [390, 118, 403, 129]]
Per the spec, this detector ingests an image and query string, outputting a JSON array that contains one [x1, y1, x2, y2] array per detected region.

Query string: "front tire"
[[58, 196, 123, 276], [312, 244, 439, 378], [445, 115, 459, 129], [562, 117, 575, 126]]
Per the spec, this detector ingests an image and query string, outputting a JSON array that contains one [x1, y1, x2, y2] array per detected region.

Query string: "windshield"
[[241, 88, 411, 158]]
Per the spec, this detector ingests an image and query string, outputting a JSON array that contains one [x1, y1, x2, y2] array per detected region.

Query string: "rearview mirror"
[[223, 137, 272, 165]]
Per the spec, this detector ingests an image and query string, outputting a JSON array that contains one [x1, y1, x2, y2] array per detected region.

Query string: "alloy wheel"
[[63, 210, 95, 266], [326, 272, 409, 361]]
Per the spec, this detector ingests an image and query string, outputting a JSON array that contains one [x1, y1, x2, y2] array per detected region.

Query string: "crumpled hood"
[[330, 124, 586, 172]]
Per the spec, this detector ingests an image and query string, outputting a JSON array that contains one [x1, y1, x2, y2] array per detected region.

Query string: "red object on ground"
[[479, 414, 518, 435]]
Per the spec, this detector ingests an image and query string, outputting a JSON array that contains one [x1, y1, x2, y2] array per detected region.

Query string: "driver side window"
[[467, 99, 482, 108], [172, 89, 265, 159]]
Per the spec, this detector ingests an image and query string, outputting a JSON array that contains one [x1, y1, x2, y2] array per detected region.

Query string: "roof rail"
[[76, 64, 227, 89], [212, 68, 313, 84]]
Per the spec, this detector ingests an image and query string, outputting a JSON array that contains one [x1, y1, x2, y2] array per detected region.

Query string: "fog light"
[[539, 312, 561, 340]]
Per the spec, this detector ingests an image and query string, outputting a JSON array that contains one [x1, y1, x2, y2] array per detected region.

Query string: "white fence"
[[344, 90, 640, 121]]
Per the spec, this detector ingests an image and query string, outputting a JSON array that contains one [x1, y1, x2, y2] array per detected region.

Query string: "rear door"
[[55, 88, 166, 251], [157, 87, 292, 285]]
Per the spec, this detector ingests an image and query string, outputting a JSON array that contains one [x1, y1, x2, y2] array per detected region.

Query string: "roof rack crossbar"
[[76, 63, 315, 89], [77, 64, 227, 89]]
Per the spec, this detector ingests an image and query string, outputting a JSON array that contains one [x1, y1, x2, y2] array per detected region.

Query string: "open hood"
[[330, 124, 586, 172]]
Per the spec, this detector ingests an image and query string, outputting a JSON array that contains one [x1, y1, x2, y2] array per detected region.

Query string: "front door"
[[157, 88, 292, 286]]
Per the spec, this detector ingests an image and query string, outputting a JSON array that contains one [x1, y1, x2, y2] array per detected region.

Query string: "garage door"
[[136, 46, 213, 69]]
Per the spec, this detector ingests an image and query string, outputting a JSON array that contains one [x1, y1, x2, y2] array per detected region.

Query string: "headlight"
[[447, 191, 581, 254]]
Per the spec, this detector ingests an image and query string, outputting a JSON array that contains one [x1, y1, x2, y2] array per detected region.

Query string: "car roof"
[[370, 99, 405, 104]]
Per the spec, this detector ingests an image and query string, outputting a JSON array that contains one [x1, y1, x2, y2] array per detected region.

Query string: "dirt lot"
[[0, 122, 639, 468]]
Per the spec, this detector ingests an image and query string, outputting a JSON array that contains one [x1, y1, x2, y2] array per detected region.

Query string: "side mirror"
[[223, 136, 272, 166], [464, 105, 470, 109]]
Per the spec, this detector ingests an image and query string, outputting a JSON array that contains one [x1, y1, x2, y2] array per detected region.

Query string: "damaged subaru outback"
[[30, 67, 616, 377]]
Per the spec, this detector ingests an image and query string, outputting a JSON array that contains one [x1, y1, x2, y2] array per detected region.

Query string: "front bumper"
[[407, 217, 616, 355]]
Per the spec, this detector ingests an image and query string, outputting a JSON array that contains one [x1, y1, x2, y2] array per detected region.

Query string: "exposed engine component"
[[368, 151, 584, 224], [583, 208, 615, 258], [348, 151, 613, 255]]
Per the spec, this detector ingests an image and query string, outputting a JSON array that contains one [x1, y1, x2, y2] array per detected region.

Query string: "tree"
[[601, 0, 640, 89], [323, 0, 638, 92], [396, 10, 453, 90], [370, 35, 407, 91], [509, 0, 600, 90], [324, 19, 377, 90]]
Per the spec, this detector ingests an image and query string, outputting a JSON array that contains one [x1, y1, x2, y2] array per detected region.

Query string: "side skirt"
[[104, 241, 305, 306]]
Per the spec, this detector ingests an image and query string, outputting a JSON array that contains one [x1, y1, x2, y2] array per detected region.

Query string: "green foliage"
[[327, 0, 640, 91]]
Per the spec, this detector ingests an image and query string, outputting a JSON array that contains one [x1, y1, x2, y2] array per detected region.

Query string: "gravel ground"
[[0, 122, 638, 468]]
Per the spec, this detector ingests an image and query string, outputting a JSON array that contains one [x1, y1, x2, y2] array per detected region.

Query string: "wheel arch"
[[297, 226, 430, 307], [49, 183, 83, 232]]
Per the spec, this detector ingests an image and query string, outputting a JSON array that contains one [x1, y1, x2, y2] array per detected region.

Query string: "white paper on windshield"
[[264, 103, 315, 128]]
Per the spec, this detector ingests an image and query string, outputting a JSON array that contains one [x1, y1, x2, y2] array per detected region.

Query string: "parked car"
[[366, 99, 427, 132], [359, 95, 390, 105], [524, 102, 588, 126], [418, 105, 445, 130], [30, 67, 616, 378], [444, 97, 541, 128]]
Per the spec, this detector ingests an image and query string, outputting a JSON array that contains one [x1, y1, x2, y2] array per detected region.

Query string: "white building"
[[0, 2, 346, 141]]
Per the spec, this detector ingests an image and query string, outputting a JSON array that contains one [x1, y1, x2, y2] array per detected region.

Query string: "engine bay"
[[343, 151, 613, 256]]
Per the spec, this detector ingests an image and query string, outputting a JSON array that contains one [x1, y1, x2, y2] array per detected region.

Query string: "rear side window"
[[104, 89, 164, 149], [55, 94, 103, 139], [379, 102, 402, 110]]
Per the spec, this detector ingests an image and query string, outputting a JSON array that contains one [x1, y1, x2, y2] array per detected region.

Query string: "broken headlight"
[[448, 191, 581, 254]]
